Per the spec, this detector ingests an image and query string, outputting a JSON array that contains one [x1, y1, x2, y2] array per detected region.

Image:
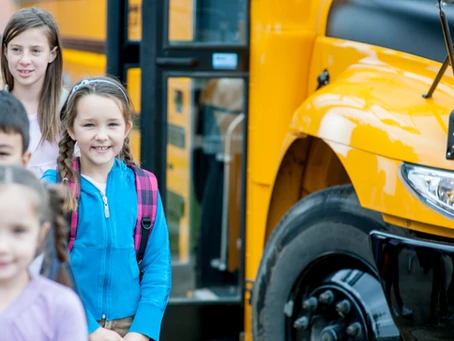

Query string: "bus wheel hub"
[[289, 269, 399, 341]]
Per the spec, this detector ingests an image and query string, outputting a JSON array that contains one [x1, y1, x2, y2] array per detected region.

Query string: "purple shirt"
[[0, 274, 88, 341]]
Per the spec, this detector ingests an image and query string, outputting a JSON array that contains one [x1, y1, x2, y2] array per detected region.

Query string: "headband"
[[67, 79, 129, 104]]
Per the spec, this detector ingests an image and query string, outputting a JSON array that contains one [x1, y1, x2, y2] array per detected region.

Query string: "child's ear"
[[21, 151, 31, 166], [38, 222, 51, 247], [67, 126, 76, 142], [124, 120, 133, 137], [48, 46, 58, 64]]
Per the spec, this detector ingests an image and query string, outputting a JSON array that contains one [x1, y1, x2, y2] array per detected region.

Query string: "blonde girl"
[[0, 165, 87, 341], [42, 76, 171, 341], [1, 7, 66, 178]]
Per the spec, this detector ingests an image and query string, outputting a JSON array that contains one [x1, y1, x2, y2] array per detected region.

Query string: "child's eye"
[[32, 49, 41, 54], [13, 227, 27, 235], [11, 47, 21, 53], [0, 152, 11, 157], [83, 124, 94, 128], [109, 123, 119, 127]]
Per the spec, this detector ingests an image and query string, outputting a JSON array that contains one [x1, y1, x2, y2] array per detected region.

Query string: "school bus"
[[13, 0, 454, 340]]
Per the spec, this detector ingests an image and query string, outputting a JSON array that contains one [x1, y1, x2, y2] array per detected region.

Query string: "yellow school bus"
[[14, 0, 454, 340]]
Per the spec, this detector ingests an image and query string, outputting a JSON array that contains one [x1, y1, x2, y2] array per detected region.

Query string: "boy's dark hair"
[[0, 91, 30, 153]]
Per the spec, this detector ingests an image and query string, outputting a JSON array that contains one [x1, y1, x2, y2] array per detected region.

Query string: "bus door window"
[[168, 0, 247, 44], [166, 77, 245, 298]]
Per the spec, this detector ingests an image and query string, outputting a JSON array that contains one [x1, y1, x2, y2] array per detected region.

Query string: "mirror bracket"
[[423, 0, 454, 98]]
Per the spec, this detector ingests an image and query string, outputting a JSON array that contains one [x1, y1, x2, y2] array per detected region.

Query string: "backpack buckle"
[[141, 217, 152, 230]]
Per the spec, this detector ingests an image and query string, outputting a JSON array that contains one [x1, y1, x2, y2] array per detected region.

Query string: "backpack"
[[58, 158, 158, 264]]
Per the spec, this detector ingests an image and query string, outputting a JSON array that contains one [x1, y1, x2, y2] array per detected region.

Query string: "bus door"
[[140, 1, 249, 340]]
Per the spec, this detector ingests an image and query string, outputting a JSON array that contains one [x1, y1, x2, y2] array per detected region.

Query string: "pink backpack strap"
[[128, 165, 158, 264], [67, 158, 81, 252]]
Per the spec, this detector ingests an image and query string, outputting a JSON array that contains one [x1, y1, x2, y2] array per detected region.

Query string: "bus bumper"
[[370, 231, 454, 340]]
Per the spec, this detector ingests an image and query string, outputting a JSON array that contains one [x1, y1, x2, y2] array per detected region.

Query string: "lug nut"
[[293, 316, 309, 330], [302, 296, 318, 311], [320, 328, 338, 341], [319, 290, 334, 304], [347, 322, 362, 337], [336, 299, 351, 315], [320, 324, 344, 341]]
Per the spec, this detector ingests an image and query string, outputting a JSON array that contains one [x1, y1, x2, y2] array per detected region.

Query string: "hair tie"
[[62, 178, 69, 184], [67, 79, 129, 104]]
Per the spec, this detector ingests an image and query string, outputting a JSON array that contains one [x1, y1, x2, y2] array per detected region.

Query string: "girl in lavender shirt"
[[0, 165, 87, 341]]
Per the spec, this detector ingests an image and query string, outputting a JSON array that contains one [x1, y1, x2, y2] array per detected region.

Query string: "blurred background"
[[0, 0, 15, 86], [0, 0, 14, 36]]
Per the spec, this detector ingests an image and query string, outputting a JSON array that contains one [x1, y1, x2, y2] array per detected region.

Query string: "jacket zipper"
[[101, 178, 112, 321], [103, 195, 110, 218]]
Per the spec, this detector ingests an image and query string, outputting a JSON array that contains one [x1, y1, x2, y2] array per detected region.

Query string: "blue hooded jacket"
[[42, 159, 172, 340]]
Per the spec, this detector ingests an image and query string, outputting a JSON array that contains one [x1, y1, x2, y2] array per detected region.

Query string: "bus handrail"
[[211, 113, 245, 271]]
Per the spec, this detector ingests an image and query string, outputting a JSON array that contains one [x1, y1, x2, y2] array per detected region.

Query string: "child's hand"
[[123, 332, 149, 341], [89, 327, 124, 341]]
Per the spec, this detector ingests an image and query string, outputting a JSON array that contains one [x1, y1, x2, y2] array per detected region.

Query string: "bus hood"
[[290, 63, 454, 171]]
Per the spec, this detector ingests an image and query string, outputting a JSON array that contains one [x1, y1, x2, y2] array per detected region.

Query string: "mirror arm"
[[424, 0, 454, 98]]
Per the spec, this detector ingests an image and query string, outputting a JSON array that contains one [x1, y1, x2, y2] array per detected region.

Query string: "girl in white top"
[[1, 8, 65, 178]]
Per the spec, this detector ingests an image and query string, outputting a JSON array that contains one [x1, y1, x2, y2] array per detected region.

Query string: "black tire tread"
[[252, 184, 391, 341]]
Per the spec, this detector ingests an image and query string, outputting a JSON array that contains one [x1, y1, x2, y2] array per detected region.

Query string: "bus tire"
[[252, 184, 400, 341]]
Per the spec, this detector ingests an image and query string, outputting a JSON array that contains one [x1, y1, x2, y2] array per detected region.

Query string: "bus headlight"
[[401, 163, 454, 219]]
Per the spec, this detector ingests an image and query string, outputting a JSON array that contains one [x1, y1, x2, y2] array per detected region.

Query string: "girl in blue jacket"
[[42, 77, 171, 341]]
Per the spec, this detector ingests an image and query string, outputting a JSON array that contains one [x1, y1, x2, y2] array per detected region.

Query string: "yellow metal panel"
[[126, 68, 141, 162], [62, 49, 106, 85], [253, 0, 318, 29], [128, 0, 142, 41], [17, 0, 106, 40], [383, 213, 454, 239], [129, 129, 141, 163], [166, 77, 192, 263], [246, 0, 319, 277], [326, 141, 454, 231], [292, 39, 454, 171], [264, 137, 308, 240], [248, 30, 316, 185], [126, 68, 141, 113], [168, 0, 194, 42], [316, 0, 333, 36], [245, 0, 323, 338], [288, 37, 454, 236]]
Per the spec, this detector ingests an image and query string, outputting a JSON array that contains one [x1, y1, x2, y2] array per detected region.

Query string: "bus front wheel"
[[252, 185, 400, 341]]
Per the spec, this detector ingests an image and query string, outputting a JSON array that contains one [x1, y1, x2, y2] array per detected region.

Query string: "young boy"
[[0, 91, 31, 165], [0, 91, 75, 288]]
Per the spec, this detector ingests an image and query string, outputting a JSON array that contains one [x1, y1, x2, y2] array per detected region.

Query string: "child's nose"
[[95, 130, 108, 141], [19, 54, 31, 65], [0, 235, 10, 254]]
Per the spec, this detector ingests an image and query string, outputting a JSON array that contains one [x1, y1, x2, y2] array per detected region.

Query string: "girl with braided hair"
[[42, 76, 171, 341], [0, 165, 87, 340]]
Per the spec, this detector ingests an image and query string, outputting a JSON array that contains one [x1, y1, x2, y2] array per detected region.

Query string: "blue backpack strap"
[[128, 165, 158, 264]]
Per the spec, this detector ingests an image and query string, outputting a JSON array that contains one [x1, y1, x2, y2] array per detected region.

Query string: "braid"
[[119, 136, 138, 166], [47, 184, 73, 288], [47, 185, 69, 263], [57, 131, 78, 211]]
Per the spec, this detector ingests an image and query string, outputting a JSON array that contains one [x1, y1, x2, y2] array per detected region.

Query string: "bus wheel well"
[[265, 137, 351, 241]]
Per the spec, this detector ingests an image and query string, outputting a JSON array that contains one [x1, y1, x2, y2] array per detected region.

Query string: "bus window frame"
[[163, 0, 250, 49], [140, 0, 250, 306]]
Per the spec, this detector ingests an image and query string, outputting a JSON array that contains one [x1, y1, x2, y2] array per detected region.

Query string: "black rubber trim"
[[155, 57, 199, 68]]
